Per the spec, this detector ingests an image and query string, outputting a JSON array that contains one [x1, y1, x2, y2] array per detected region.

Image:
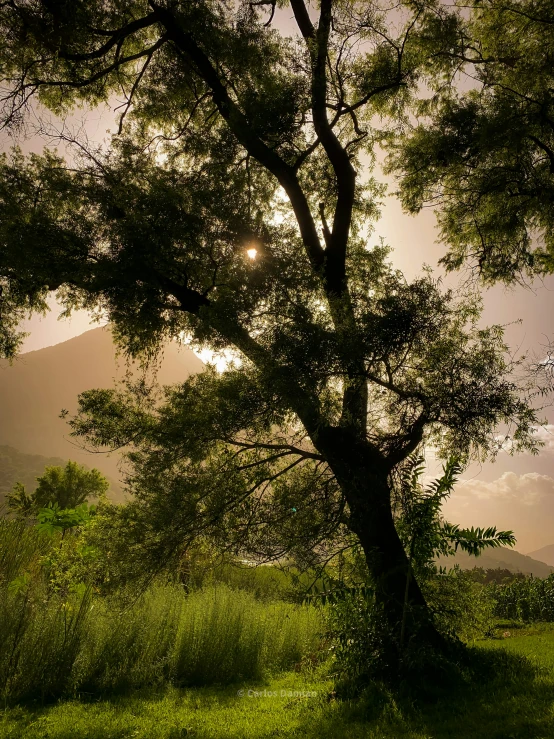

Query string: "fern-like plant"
[[395, 455, 515, 645]]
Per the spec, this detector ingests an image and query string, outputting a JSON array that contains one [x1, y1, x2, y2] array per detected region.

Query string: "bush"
[[322, 568, 496, 692], [424, 569, 496, 641]]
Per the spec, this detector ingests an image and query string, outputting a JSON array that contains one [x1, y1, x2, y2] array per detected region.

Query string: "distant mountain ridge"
[[0, 327, 204, 488], [437, 546, 554, 578], [526, 544, 554, 568]]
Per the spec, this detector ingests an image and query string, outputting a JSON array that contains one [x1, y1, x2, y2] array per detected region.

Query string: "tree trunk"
[[315, 427, 448, 660]]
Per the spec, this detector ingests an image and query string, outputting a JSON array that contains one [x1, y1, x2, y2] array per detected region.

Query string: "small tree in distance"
[[7, 461, 108, 515]]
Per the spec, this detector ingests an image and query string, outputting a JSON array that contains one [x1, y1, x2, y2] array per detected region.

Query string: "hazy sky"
[[4, 6, 554, 553]]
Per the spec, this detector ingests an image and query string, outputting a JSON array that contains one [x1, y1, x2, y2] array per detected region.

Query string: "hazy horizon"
[[7, 321, 554, 554]]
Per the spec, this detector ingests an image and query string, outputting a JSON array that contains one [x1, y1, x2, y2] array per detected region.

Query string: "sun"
[[246, 247, 258, 260]]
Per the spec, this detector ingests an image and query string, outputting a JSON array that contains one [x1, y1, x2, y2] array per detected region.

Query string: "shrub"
[[0, 518, 92, 702], [424, 569, 496, 641]]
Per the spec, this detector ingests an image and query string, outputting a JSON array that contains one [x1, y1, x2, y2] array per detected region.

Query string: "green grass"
[[0, 519, 327, 704], [0, 582, 323, 703], [3, 628, 554, 738]]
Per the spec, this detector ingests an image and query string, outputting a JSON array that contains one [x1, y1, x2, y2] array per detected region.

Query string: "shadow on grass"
[[3, 647, 554, 739], [289, 646, 554, 739]]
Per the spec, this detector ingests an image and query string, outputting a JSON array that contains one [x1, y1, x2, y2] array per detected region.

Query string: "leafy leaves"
[[395, 454, 516, 577], [36, 502, 96, 536], [387, 0, 554, 283]]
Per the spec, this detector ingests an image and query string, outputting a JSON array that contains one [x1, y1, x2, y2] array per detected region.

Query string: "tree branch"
[[291, 0, 356, 296], [149, 1, 326, 278], [60, 13, 160, 61], [528, 134, 554, 173], [6, 37, 167, 94], [226, 439, 324, 461], [386, 412, 428, 468]]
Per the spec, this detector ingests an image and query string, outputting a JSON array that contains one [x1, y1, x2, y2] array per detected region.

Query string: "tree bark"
[[315, 427, 447, 658]]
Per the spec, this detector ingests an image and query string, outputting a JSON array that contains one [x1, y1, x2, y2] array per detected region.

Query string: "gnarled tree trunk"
[[315, 427, 448, 663]]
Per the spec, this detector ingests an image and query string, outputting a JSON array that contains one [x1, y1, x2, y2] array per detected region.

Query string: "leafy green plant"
[[424, 569, 496, 642], [395, 455, 516, 581], [36, 502, 95, 537]]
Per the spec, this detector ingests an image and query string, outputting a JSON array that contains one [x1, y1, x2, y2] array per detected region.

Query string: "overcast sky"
[[4, 6, 554, 554]]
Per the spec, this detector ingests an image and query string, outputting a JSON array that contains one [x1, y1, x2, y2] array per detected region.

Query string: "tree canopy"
[[387, 0, 554, 282], [7, 460, 108, 515], [0, 0, 546, 662]]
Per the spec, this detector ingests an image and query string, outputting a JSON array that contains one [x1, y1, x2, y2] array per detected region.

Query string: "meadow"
[[2, 513, 554, 738], [1, 627, 554, 738]]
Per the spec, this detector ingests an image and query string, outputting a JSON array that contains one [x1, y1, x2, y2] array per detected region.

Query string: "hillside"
[[437, 546, 554, 578], [0, 327, 204, 487], [527, 544, 554, 568]]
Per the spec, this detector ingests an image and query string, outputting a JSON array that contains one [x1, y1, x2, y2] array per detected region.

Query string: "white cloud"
[[531, 424, 554, 452], [455, 472, 554, 506]]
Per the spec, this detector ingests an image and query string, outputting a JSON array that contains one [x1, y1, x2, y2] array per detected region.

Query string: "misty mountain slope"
[[437, 546, 554, 578], [527, 544, 554, 568], [0, 327, 204, 485]]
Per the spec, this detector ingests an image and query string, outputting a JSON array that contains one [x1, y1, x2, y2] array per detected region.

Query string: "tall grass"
[[0, 518, 93, 703], [0, 519, 323, 704]]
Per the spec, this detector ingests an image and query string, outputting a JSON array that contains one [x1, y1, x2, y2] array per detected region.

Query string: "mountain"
[[0, 327, 204, 491], [526, 544, 554, 568], [437, 547, 554, 579]]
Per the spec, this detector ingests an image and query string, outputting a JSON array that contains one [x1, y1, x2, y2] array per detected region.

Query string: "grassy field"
[[2, 625, 554, 739]]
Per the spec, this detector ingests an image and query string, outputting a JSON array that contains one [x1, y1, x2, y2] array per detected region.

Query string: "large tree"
[[0, 0, 540, 662]]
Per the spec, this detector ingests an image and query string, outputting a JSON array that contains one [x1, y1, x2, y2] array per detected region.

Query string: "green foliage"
[[493, 573, 554, 623], [324, 590, 394, 683], [36, 502, 95, 536], [395, 455, 516, 579], [0, 579, 322, 704], [441, 523, 516, 557], [0, 515, 323, 704], [7, 461, 108, 516], [0, 516, 51, 587], [424, 569, 496, 642], [465, 567, 526, 585], [31, 461, 108, 510], [388, 0, 554, 283], [5, 481, 34, 516], [0, 447, 70, 507], [0, 517, 92, 703]]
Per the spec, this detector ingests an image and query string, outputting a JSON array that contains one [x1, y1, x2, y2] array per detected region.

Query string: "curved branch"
[[60, 13, 160, 61], [226, 439, 324, 461]]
